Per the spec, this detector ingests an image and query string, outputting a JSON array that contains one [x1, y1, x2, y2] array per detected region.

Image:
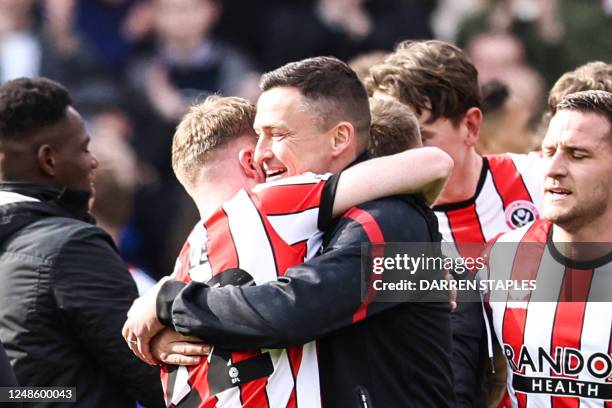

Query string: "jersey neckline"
[[433, 156, 488, 212], [546, 226, 612, 269]]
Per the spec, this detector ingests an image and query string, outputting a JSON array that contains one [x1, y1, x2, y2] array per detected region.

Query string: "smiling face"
[[541, 109, 612, 231], [253, 87, 335, 180]]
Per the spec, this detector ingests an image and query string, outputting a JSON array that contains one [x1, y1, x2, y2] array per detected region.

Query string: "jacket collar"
[[0, 182, 93, 222]]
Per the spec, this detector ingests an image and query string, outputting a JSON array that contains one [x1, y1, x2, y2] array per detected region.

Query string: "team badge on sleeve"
[[505, 200, 539, 229]]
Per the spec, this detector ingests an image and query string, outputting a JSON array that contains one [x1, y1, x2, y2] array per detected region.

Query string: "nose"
[[91, 153, 99, 170], [544, 150, 568, 180], [254, 134, 273, 166]]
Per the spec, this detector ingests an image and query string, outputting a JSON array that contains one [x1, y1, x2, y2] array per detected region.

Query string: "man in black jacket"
[[0, 78, 164, 408], [124, 58, 455, 407]]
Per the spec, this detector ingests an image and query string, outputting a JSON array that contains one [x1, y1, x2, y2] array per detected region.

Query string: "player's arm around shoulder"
[[332, 147, 453, 214]]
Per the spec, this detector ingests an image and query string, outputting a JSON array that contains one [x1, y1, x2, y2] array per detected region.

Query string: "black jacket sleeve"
[[53, 226, 164, 408], [158, 197, 437, 349]]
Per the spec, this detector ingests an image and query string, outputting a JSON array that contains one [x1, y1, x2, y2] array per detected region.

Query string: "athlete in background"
[[367, 40, 543, 407]]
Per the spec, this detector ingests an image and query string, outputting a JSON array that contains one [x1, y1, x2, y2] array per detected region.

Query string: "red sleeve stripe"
[[487, 154, 533, 209], [204, 209, 239, 276], [342, 208, 385, 323], [254, 182, 326, 215]]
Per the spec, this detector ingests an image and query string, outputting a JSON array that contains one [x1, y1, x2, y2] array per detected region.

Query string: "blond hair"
[[172, 95, 256, 187]]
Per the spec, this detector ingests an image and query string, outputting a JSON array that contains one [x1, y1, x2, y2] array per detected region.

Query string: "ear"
[[330, 122, 355, 158], [238, 147, 264, 183], [37, 144, 57, 177], [462, 107, 483, 147]]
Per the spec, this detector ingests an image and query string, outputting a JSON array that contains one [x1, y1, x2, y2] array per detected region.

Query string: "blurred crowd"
[[1, 0, 608, 280]]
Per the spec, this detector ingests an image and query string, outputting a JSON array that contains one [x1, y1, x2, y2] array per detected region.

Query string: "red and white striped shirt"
[[482, 220, 612, 408], [162, 173, 336, 408], [434, 153, 543, 259]]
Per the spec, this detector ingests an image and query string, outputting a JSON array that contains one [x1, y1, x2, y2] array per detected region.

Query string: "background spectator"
[[261, 0, 433, 71]]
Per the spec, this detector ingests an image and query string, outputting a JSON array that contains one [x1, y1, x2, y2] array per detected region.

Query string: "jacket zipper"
[[355, 385, 372, 408]]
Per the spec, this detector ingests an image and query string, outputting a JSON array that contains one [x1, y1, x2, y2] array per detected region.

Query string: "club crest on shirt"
[[505, 200, 539, 229]]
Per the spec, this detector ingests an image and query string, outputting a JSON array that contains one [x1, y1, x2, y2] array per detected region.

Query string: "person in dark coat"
[[0, 77, 164, 408]]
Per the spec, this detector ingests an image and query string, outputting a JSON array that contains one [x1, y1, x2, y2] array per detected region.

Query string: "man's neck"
[[551, 220, 612, 263], [192, 182, 240, 222], [435, 151, 483, 205]]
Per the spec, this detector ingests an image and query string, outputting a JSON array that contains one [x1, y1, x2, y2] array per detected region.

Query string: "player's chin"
[[543, 207, 573, 225]]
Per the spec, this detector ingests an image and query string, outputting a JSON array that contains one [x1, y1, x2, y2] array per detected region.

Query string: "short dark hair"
[[0, 77, 72, 140], [369, 97, 421, 157], [556, 90, 612, 131], [367, 40, 480, 125], [260, 56, 371, 148]]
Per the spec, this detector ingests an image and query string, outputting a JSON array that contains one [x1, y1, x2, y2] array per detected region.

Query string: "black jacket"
[[158, 196, 456, 407], [0, 183, 164, 408]]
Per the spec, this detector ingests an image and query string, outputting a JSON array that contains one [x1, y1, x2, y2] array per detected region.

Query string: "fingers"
[[172, 342, 211, 356], [161, 353, 202, 366], [136, 335, 157, 366], [444, 271, 458, 312], [126, 335, 142, 361], [153, 342, 210, 365], [449, 297, 457, 312], [122, 320, 144, 362], [121, 321, 128, 340], [450, 286, 457, 312]]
